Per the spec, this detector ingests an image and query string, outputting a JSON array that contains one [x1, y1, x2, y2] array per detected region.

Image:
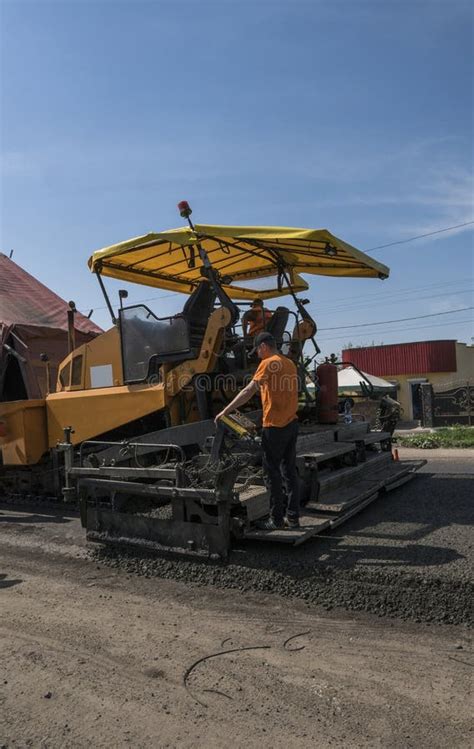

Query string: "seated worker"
[[242, 298, 273, 339], [215, 331, 300, 531]]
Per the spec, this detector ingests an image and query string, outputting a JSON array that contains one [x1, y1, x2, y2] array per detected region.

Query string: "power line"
[[319, 306, 473, 331], [317, 318, 473, 343], [82, 279, 473, 317], [322, 277, 472, 304], [322, 286, 473, 315], [323, 278, 468, 307], [366, 221, 474, 253]]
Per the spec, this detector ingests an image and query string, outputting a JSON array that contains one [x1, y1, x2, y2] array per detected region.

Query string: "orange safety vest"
[[247, 306, 272, 337]]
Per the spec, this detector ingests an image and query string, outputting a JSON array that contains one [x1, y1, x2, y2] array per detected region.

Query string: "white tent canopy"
[[338, 366, 395, 393]]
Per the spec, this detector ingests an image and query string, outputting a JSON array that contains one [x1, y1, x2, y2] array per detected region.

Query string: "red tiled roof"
[[0, 253, 102, 335]]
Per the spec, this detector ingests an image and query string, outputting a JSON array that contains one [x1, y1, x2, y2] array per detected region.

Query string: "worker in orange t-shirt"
[[242, 298, 273, 339], [215, 331, 300, 530]]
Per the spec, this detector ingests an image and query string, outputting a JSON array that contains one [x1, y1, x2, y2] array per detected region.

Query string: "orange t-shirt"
[[244, 306, 273, 337], [253, 354, 299, 428]]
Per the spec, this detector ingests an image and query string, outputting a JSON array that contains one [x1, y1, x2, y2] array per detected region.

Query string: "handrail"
[[79, 439, 185, 466]]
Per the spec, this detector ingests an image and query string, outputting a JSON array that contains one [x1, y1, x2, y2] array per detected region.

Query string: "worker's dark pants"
[[261, 419, 300, 525]]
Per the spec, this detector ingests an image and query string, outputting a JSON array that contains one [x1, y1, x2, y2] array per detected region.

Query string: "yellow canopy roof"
[[88, 224, 389, 300]]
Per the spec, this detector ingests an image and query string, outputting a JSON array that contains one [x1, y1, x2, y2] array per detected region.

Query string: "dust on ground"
[[0, 447, 472, 747]]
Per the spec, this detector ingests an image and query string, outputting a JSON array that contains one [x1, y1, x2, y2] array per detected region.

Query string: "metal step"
[[306, 479, 383, 514], [298, 442, 356, 463], [318, 452, 392, 495], [244, 459, 427, 545], [328, 491, 382, 529], [296, 429, 337, 452], [311, 459, 426, 517], [365, 458, 421, 484], [238, 454, 407, 526], [335, 423, 370, 441], [243, 513, 331, 545], [378, 460, 426, 488], [340, 430, 391, 446], [327, 461, 426, 529], [240, 446, 399, 492]]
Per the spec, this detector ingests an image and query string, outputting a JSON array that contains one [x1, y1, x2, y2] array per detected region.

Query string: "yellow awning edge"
[[88, 224, 390, 299]]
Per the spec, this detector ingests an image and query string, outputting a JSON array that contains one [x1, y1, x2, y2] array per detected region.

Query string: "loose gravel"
[[93, 471, 474, 626]]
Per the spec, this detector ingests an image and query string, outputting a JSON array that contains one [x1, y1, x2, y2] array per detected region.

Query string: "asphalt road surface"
[[0, 448, 472, 748]]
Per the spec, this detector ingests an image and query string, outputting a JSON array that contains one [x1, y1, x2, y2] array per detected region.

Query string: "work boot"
[[285, 516, 300, 529], [254, 517, 284, 531]]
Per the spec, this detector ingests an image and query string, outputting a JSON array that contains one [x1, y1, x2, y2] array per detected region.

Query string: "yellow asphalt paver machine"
[[0, 202, 424, 558]]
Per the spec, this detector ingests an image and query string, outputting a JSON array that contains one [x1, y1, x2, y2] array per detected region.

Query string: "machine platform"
[[79, 421, 426, 558], [242, 457, 425, 546]]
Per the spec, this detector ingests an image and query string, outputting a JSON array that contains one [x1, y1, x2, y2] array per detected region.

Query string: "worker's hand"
[[214, 409, 229, 426]]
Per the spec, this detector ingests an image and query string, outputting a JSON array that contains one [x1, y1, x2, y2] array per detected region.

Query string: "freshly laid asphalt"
[[1, 446, 471, 749], [91, 447, 474, 626], [1, 447, 472, 625]]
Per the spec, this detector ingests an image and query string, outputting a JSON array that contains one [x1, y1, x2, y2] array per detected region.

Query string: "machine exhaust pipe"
[[67, 301, 76, 353]]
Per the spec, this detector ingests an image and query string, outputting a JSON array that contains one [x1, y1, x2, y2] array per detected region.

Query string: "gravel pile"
[[93, 472, 473, 626], [94, 545, 473, 625]]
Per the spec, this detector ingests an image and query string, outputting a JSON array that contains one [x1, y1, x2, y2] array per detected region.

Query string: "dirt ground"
[[0, 448, 472, 748]]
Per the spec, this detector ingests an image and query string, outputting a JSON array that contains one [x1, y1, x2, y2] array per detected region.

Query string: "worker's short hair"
[[250, 331, 276, 354], [252, 298, 263, 306]]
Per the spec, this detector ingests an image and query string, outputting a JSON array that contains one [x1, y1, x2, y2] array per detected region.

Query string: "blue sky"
[[1, 0, 472, 355]]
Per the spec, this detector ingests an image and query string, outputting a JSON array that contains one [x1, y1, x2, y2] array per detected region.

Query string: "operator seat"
[[182, 280, 217, 351], [265, 306, 290, 349]]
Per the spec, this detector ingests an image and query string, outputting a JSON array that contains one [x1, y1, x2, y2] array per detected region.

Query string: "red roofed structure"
[[342, 340, 473, 421], [0, 253, 102, 400], [342, 340, 458, 377]]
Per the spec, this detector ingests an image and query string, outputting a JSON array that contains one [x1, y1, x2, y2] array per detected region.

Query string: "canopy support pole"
[[265, 252, 321, 357], [95, 271, 117, 325], [182, 212, 239, 326]]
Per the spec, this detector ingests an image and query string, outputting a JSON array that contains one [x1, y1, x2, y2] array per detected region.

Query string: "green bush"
[[395, 425, 474, 449]]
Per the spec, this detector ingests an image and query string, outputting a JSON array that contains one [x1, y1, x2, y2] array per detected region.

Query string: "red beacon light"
[[178, 200, 192, 218]]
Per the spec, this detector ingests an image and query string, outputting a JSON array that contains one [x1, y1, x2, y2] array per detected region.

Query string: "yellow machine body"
[[0, 307, 230, 465], [56, 326, 124, 392], [0, 399, 48, 466]]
